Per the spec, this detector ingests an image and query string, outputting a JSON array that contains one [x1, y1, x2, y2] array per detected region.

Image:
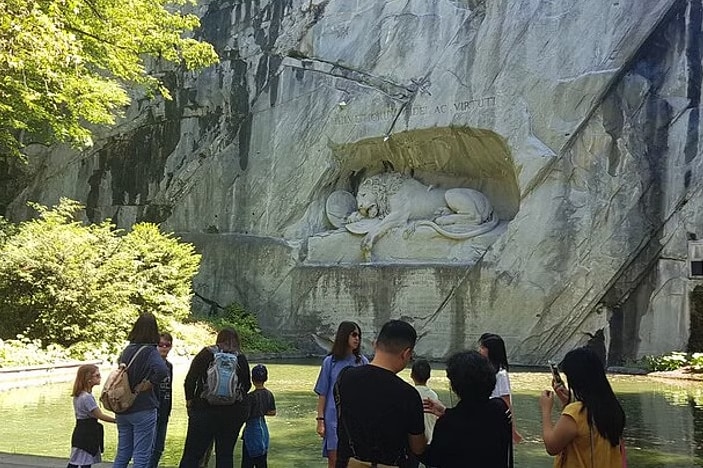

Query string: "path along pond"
[[0, 359, 701, 467]]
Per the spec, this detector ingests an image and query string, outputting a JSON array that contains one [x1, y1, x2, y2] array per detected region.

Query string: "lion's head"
[[355, 172, 407, 218], [356, 190, 379, 218]]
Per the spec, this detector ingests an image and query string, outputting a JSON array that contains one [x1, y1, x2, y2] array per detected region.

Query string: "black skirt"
[[71, 418, 104, 456]]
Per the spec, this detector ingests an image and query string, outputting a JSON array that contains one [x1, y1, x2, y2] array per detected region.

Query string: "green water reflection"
[[0, 361, 701, 467]]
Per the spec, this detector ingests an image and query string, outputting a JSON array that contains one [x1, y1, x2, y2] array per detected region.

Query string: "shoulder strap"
[[124, 346, 148, 369]]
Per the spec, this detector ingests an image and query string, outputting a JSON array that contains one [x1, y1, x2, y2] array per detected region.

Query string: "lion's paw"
[[403, 224, 416, 239], [360, 236, 373, 258], [434, 207, 452, 216], [346, 211, 363, 224]]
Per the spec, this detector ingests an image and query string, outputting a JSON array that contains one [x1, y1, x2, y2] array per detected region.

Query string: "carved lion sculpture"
[[344, 172, 499, 259]]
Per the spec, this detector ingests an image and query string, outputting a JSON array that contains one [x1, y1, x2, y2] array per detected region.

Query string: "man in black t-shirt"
[[334, 320, 426, 468]]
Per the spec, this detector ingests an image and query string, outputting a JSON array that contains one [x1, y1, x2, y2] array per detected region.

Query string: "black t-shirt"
[[335, 364, 425, 467], [157, 359, 173, 418], [245, 387, 276, 420], [421, 397, 513, 468]]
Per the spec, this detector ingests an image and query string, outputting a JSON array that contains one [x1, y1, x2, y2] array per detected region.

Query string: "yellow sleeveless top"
[[554, 401, 622, 468]]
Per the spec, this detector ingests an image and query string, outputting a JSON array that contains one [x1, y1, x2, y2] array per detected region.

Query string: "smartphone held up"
[[549, 360, 564, 386]]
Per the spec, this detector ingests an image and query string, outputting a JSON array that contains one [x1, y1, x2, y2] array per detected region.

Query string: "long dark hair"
[[561, 347, 625, 446], [479, 333, 509, 372], [216, 327, 241, 353], [330, 321, 363, 363], [128, 312, 160, 344]]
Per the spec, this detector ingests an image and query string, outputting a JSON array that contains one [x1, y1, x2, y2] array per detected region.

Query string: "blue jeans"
[[114, 408, 158, 468], [149, 414, 169, 468]]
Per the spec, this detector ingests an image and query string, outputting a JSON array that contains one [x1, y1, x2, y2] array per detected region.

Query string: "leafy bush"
[[209, 303, 290, 353], [0, 316, 292, 367], [0, 216, 18, 246], [690, 353, 703, 372], [0, 337, 72, 367], [0, 199, 200, 355], [167, 320, 219, 356], [117, 223, 200, 322], [644, 352, 703, 372]]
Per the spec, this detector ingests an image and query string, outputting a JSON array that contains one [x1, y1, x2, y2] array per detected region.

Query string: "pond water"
[[0, 360, 701, 467]]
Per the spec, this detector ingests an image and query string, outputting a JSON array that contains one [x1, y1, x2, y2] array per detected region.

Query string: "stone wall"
[[7, 0, 703, 364]]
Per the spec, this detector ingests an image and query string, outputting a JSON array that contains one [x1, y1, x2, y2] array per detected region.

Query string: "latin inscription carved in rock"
[[330, 96, 496, 125]]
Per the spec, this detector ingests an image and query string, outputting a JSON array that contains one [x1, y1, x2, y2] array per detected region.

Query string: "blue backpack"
[[201, 346, 242, 405]]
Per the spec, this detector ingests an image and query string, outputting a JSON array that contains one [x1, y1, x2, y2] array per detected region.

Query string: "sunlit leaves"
[[0, 0, 218, 156], [0, 198, 201, 352]]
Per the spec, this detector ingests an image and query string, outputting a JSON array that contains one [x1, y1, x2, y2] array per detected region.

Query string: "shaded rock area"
[[7, 0, 703, 364]]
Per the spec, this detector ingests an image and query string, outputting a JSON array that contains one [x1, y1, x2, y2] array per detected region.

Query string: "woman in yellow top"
[[539, 347, 626, 467]]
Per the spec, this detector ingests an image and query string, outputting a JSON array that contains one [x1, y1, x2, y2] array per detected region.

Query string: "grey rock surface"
[[7, 0, 703, 364]]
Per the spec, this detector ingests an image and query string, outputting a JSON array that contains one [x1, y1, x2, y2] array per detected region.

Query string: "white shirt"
[[415, 384, 439, 443], [490, 368, 511, 399]]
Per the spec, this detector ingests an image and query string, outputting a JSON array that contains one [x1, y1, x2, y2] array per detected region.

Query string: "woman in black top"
[[422, 351, 513, 468], [178, 328, 251, 468]]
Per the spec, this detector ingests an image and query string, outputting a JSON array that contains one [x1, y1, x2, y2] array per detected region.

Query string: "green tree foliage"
[[0, 0, 218, 156], [644, 352, 703, 373], [0, 215, 18, 246], [120, 223, 200, 322], [210, 303, 290, 353], [0, 198, 201, 354]]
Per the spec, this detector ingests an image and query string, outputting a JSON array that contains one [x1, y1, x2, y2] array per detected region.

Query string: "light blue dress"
[[313, 354, 369, 456]]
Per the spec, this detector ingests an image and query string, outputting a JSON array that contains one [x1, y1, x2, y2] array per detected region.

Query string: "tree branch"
[[63, 24, 131, 51], [82, 0, 105, 21]]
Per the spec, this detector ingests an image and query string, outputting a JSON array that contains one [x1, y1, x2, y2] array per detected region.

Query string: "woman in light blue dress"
[[314, 321, 369, 468]]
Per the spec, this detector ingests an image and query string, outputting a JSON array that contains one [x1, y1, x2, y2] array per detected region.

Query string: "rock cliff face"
[[9, 0, 703, 364]]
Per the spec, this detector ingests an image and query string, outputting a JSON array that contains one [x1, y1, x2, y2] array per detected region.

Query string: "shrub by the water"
[[208, 302, 290, 353], [0, 199, 201, 357], [0, 337, 72, 367], [644, 352, 703, 372]]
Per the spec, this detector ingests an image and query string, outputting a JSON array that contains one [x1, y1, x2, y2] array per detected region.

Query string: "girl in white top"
[[479, 333, 523, 443], [67, 364, 115, 468]]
